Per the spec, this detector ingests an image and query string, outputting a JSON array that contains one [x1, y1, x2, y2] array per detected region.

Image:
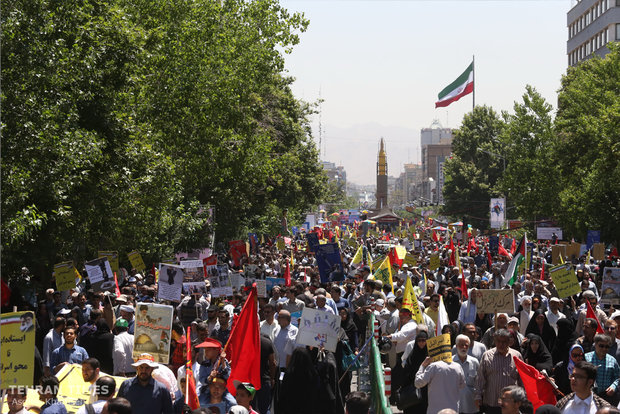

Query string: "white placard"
[[296, 307, 341, 352], [158, 264, 184, 302], [85, 257, 115, 292]]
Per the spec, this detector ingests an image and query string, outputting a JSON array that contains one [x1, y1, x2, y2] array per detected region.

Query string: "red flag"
[[540, 259, 545, 281], [585, 299, 604, 334], [432, 230, 439, 242], [114, 272, 121, 297], [284, 260, 291, 287], [388, 247, 403, 268], [448, 237, 456, 267], [460, 267, 469, 300], [1, 278, 11, 307], [510, 238, 517, 255], [486, 248, 493, 269], [514, 356, 557, 412], [498, 244, 511, 258], [224, 285, 261, 395], [185, 327, 200, 410]]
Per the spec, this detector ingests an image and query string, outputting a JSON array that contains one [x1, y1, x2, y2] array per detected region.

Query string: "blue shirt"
[[585, 351, 620, 392], [40, 399, 68, 414], [117, 377, 173, 414], [50, 345, 89, 371]]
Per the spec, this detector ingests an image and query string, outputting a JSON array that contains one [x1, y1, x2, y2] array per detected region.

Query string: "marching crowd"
[[2, 224, 620, 414]]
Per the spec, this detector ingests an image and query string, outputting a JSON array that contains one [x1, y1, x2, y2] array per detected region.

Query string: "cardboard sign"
[[296, 308, 341, 352], [98, 251, 119, 274], [54, 261, 77, 292], [427, 333, 452, 363], [85, 257, 115, 292], [566, 243, 582, 261], [127, 251, 147, 272], [133, 303, 173, 363], [211, 264, 233, 298], [403, 253, 417, 267], [157, 264, 184, 302], [429, 254, 440, 271], [600, 268, 620, 305], [592, 243, 605, 261], [551, 245, 567, 265], [1, 311, 35, 388], [475, 289, 515, 314], [180, 259, 206, 295], [549, 264, 580, 298]]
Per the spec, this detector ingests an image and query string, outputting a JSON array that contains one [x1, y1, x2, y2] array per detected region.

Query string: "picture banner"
[[85, 257, 115, 293], [296, 308, 341, 352], [98, 251, 119, 274], [1, 311, 35, 388], [180, 259, 206, 295], [600, 268, 620, 305], [157, 264, 184, 302], [133, 303, 173, 363], [316, 243, 344, 283]]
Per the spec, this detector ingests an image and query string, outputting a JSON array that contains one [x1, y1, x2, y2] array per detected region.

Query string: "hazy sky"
[[280, 0, 572, 185]]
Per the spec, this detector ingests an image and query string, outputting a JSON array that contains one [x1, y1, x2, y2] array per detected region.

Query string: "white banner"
[[490, 198, 506, 229], [296, 308, 341, 352], [536, 227, 563, 241]]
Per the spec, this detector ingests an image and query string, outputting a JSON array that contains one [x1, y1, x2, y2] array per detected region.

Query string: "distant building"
[[376, 138, 388, 209], [395, 163, 423, 205], [321, 161, 347, 190], [567, 0, 620, 66], [418, 121, 453, 204]]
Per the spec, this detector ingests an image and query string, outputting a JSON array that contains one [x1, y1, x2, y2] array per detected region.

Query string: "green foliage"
[[554, 44, 620, 243], [1, 0, 327, 280], [441, 105, 505, 229]]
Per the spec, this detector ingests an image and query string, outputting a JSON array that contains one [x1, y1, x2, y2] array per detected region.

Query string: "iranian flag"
[[504, 234, 527, 287], [435, 61, 474, 108]]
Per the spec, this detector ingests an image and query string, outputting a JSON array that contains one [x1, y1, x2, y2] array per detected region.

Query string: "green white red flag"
[[435, 61, 474, 108]]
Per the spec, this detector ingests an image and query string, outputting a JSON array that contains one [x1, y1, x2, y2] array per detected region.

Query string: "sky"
[[280, 0, 573, 185]]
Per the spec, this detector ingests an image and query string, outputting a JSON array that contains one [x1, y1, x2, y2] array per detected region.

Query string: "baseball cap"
[[195, 338, 222, 349], [233, 380, 256, 397], [115, 318, 129, 328]]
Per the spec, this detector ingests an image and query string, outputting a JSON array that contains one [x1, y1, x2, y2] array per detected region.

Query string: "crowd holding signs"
[[1, 214, 620, 414]]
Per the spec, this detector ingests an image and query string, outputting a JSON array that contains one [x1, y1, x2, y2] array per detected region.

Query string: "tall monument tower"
[[376, 138, 388, 209]]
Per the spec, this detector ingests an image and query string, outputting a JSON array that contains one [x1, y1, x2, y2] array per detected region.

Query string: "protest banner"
[[306, 232, 320, 253], [211, 264, 233, 298], [599, 267, 620, 305], [549, 264, 580, 298], [403, 253, 417, 267], [228, 240, 248, 267], [266, 277, 285, 293], [374, 257, 394, 293], [133, 303, 173, 363], [157, 263, 184, 302], [230, 273, 245, 291], [316, 243, 344, 283], [429, 254, 440, 271], [489, 236, 500, 255], [427, 333, 452, 363], [586, 230, 601, 250], [551, 245, 567, 265], [566, 243, 581, 261], [85, 257, 116, 292], [1, 311, 35, 388], [127, 251, 147, 273], [54, 261, 77, 292], [243, 264, 263, 280], [592, 243, 605, 261], [536, 227, 563, 240], [98, 251, 119, 274], [296, 307, 341, 352], [254, 279, 267, 298], [180, 259, 206, 295], [475, 289, 515, 314]]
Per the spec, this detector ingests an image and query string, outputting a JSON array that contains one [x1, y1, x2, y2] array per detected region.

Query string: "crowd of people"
[[2, 220, 620, 414]]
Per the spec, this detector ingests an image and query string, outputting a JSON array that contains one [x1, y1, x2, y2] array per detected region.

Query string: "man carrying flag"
[[503, 234, 528, 287]]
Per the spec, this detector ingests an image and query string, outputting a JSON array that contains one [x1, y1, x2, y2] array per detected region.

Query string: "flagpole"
[[472, 54, 475, 110]]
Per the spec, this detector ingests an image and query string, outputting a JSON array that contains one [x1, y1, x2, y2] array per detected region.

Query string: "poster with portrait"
[[316, 243, 344, 283], [133, 303, 173, 363], [180, 259, 206, 295], [85, 257, 116, 293], [1, 311, 35, 388], [157, 264, 184, 302], [600, 267, 620, 305], [210, 264, 233, 298]]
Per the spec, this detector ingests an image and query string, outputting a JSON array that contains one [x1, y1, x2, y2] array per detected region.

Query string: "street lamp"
[[477, 147, 505, 173]]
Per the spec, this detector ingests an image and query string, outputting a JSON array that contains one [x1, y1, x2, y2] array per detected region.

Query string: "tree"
[[497, 86, 559, 224], [553, 44, 620, 244], [441, 105, 505, 229]]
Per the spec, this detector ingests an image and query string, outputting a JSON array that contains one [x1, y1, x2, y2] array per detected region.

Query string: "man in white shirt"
[[273, 310, 298, 370], [315, 294, 335, 315], [414, 355, 465, 414], [259, 303, 280, 341], [384, 308, 417, 404], [112, 318, 135, 376], [555, 360, 611, 412], [452, 334, 480, 414], [457, 288, 478, 324], [546, 297, 566, 334]]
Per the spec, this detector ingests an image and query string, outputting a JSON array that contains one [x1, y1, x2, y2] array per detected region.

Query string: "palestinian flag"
[[435, 61, 474, 108], [504, 234, 527, 287]]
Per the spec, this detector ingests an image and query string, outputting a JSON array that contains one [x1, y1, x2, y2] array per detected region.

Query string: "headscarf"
[[567, 344, 584, 376], [339, 308, 357, 344], [525, 309, 556, 352], [523, 333, 553, 373], [551, 318, 578, 364]]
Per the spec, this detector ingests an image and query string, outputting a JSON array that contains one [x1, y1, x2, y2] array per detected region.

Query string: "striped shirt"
[[475, 347, 522, 407]]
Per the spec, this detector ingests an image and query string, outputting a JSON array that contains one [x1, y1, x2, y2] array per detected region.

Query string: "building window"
[[616, 23, 620, 41]]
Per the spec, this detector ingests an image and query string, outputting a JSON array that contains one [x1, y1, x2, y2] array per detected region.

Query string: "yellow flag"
[[291, 250, 295, 267], [559, 254, 565, 264], [374, 256, 394, 293], [351, 245, 363, 267], [403, 276, 424, 323]]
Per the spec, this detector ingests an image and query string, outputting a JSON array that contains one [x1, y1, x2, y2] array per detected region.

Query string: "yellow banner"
[[549, 264, 581, 298], [403, 253, 417, 267], [1, 311, 36, 388], [427, 333, 452, 363], [429, 254, 440, 271], [351, 246, 363, 267], [127, 251, 147, 272], [402, 276, 423, 323], [374, 257, 394, 293], [98, 250, 119, 273], [54, 261, 77, 292]]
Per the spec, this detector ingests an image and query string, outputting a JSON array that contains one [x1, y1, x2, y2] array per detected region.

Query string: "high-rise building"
[[567, 0, 620, 66], [418, 121, 453, 204], [376, 138, 388, 209]]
